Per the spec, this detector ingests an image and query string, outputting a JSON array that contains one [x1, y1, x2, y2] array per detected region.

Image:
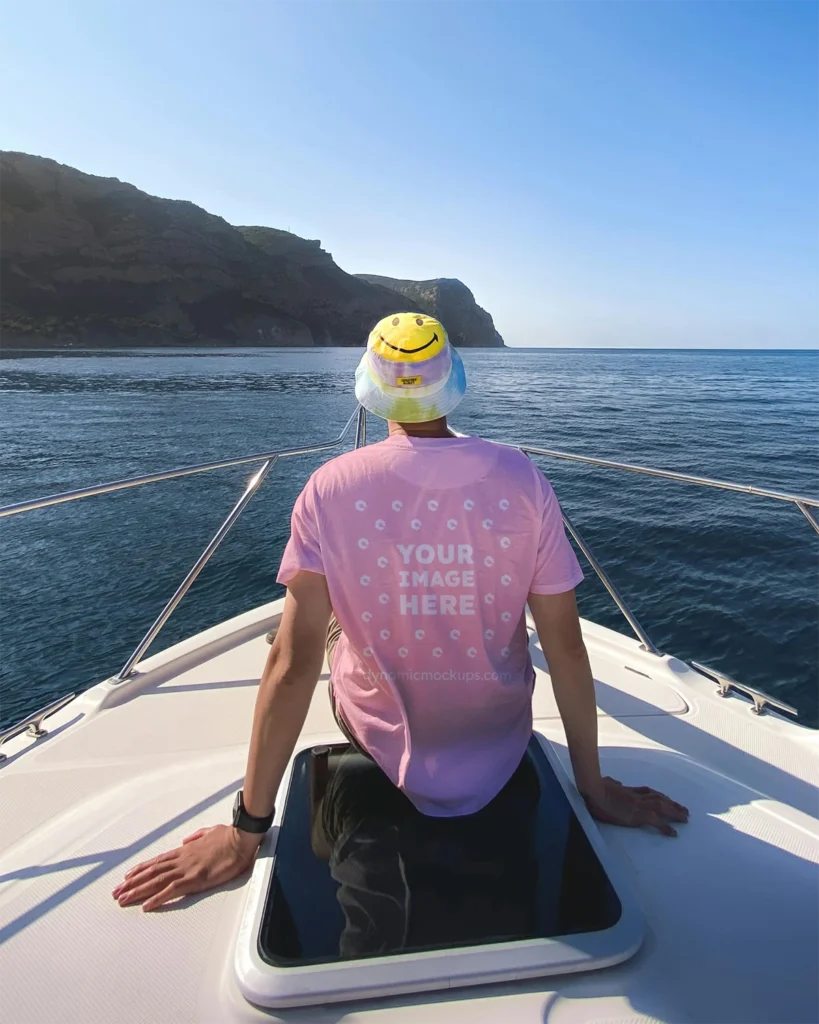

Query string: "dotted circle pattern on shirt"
[[352, 491, 523, 659]]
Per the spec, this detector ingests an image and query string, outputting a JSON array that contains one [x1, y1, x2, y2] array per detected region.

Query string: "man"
[[113, 313, 687, 912]]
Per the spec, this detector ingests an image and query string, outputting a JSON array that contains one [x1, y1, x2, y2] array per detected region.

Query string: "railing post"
[[560, 509, 661, 656], [355, 406, 367, 449], [0, 692, 77, 763], [796, 501, 819, 536], [116, 456, 278, 681]]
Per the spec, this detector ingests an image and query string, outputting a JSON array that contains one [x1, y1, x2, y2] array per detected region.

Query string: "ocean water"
[[1, 347, 817, 730]]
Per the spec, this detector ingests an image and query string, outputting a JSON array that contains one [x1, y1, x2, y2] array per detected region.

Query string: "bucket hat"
[[354, 312, 466, 423]]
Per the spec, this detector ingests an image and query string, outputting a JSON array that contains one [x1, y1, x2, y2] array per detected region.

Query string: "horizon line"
[[1, 345, 817, 355]]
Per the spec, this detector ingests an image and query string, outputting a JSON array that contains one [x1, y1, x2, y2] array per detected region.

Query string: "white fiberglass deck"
[[1, 599, 817, 1024]]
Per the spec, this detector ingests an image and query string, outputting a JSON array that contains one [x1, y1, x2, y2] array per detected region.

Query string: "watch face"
[[233, 791, 243, 823]]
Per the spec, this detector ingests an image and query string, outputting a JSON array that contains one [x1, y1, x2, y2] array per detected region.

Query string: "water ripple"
[[0, 347, 816, 728]]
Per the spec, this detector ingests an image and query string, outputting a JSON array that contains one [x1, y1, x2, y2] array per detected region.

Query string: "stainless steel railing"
[[0, 406, 364, 694], [115, 456, 279, 680], [114, 406, 366, 679], [518, 443, 819, 531], [559, 507, 660, 655], [509, 440, 819, 662], [1, 404, 816, 752], [0, 692, 77, 763], [0, 406, 363, 519], [690, 661, 798, 717]]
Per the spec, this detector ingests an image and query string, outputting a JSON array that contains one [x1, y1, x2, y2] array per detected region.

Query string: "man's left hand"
[[582, 777, 689, 837]]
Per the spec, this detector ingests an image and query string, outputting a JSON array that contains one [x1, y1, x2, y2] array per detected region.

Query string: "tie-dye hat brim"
[[355, 312, 467, 423]]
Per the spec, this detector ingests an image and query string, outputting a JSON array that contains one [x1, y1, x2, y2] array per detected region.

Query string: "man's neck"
[[388, 418, 454, 439]]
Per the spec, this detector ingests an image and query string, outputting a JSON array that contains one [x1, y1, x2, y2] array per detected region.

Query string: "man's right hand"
[[112, 824, 261, 911]]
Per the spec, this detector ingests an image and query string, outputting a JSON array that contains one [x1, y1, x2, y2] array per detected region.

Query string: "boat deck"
[[1, 599, 817, 1024]]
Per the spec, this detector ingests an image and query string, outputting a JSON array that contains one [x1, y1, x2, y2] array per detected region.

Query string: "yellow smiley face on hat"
[[368, 313, 448, 365]]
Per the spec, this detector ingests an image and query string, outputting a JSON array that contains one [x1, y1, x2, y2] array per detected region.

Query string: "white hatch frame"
[[233, 730, 644, 1009]]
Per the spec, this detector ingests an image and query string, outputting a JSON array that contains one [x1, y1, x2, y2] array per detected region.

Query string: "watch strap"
[[233, 790, 274, 834]]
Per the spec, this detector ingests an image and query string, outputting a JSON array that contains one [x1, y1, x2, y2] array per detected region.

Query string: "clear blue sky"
[[2, 1, 817, 348]]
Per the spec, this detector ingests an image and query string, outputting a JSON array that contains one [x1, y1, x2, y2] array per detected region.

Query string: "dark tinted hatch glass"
[[260, 737, 621, 966]]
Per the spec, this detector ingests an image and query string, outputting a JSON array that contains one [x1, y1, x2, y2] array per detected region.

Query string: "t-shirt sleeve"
[[276, 477, 325, 585], [529, 468, 584, 595]]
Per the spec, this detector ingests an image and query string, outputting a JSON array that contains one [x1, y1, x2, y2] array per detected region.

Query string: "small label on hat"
[[397, 375, 422, 386]]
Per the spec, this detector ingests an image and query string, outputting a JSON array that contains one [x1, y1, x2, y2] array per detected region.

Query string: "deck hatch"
[[235, 733, 643, 1008]]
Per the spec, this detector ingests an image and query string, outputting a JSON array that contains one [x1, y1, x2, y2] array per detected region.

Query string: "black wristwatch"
[[232, 790, 274, 834]]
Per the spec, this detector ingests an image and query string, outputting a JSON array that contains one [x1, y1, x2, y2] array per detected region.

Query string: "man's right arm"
[[112, 570, 332, 910]]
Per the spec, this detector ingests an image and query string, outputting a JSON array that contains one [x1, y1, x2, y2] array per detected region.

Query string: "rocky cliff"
[[0, 152, 505, 349], [356, 275, 504, 350]]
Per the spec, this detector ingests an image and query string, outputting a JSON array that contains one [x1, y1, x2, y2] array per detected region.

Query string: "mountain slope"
[[0, 152, 505, 349]]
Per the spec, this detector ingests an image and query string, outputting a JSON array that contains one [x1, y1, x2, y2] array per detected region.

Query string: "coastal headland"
[[1, 152, 505, 351]]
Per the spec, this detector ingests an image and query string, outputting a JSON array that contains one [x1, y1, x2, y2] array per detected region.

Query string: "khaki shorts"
[[326, 614, 370, 757]]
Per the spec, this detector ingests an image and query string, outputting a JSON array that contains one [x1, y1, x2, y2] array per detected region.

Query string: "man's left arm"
[[528, 589, 689, 836], [113, 570, 332, 910]]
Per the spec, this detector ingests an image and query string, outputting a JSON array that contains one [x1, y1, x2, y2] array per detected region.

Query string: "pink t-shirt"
[[277, 434, 583, 816]]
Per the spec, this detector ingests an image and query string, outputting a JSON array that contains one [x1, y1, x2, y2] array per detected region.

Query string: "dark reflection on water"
[[0, 347, 817, 728]]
